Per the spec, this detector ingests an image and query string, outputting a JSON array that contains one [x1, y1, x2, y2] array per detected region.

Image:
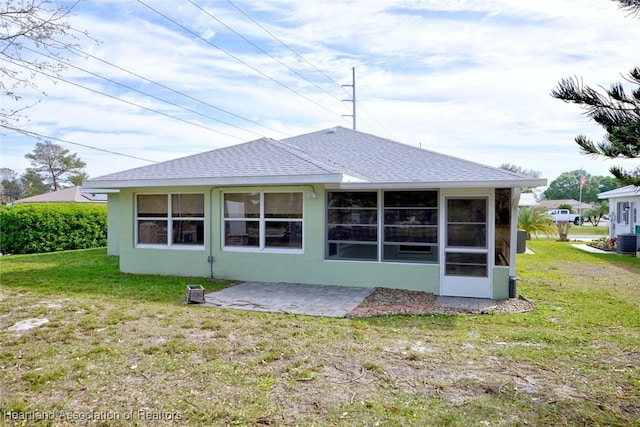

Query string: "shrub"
[[518, 206, 556, 239], [0, 203, 107, 254], [588, 236, 617, 251]]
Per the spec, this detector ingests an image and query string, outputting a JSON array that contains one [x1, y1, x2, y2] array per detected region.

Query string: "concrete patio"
[[200, 282, 498, 318]]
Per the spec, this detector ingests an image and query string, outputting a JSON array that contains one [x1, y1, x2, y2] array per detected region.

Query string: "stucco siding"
[[606, 195, 640, 238], [110, 185, 517, 296], [492, 267, 510, 300], [211, 186, 438, 291], [107, 193, 120, 256]]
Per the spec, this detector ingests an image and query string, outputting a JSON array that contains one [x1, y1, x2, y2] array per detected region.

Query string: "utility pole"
[[342, 67, 356, 130]]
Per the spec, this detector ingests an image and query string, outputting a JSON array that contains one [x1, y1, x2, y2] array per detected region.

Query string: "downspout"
[[208, 187, 218, 279], [509, 187, 522, 299]]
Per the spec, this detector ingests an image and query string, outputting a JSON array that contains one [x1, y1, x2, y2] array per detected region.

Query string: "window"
[[327, 192, 378, 260], [445, 197, 488, 277], [326, 190, 438, 262], [223, 192, 303, 250], [383, 191, 438, 262], [136, 194, 204, 247], [447, 198, 487, 248], [618, 202, 630, 224]]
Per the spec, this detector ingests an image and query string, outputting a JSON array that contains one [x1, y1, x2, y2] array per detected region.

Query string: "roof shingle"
[[84, 127, 545, 188]]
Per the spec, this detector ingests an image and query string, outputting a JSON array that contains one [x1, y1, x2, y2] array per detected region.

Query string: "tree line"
[[1, 141, 87, 203], [499, 164, 618, 204]]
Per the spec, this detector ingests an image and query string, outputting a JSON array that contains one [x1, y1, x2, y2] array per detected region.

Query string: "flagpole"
[[578, 175, 585, 224], [579, 183, 583, 220]]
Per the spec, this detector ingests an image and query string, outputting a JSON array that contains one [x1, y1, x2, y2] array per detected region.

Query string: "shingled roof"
[[84, 127, 546, 189], [15, 187, 107, 204]]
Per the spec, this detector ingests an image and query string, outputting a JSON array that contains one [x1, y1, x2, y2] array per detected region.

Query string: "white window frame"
[[135, 193, 205, 250], [222, 191, 304, 253]]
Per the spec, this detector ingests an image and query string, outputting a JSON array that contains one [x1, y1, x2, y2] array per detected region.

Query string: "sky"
[[2, 0, 640, 186]]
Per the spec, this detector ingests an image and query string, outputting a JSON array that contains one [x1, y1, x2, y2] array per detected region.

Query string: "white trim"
[[221, 191, 305, 252], [84, 173, 345, 189], [135, 244, 204, 251], [328, 179, 547, 190], [439, 190, 494, 298], [86, 177, 547, 191], [598, 185, 640, 199], [80, 188, 120, 194], [377, 190, 384, 263], [221, 246, 304, 255], [509, 187, 521, 278], [134, 192, 205, 249]]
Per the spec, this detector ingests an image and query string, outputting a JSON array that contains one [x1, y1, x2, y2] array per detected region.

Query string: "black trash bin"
[[516, 229, 527, 254]]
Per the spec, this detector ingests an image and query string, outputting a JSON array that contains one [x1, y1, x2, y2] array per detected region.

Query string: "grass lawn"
[[1, 244, 639, 426], [565, 224, 608, 236]]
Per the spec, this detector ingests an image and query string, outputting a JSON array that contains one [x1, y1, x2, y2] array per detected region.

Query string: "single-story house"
[[598, 185, 640, 238], [83, 127, 546, 299], [14, 186, 107, 204]]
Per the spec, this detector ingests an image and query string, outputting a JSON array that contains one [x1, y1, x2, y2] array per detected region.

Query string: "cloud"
[[2, 0, 639, 184]]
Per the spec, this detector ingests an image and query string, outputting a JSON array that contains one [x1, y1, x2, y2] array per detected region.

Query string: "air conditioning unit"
[[616, 234, 638, 254]]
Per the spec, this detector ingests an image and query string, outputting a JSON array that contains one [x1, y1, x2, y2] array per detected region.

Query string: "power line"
[[4, 125, 157, 163], [0, 56, 247, 141], [136, 0, 344, 119], [22, 45, 267, 139], [355, 100, 394, 136], [224, 0, 391, 136], [225, 0, 348, 94], [43, 40, 292, 138], [188, 0, 346, 105]]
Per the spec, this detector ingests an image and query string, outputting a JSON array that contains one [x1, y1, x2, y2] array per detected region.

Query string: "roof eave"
[[330, 178, 547, 190], [83, 173, 346, 189], [598, 185, 640, 199]]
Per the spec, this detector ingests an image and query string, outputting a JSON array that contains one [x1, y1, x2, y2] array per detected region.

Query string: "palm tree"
[[518, 206, 556, 239]]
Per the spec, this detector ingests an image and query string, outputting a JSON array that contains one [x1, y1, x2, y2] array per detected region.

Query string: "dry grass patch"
[[1, 244, 639, 425]]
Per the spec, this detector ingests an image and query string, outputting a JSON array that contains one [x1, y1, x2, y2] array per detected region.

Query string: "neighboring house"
[[83, 127, 546, 299], [598, 185, 640, 239], [14, 186, 107, 204], [538, 199, 592, 213]]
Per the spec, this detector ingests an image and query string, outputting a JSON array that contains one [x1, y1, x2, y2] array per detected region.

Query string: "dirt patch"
[[8, 318, 49, 332], [348, 288, 534, 317], [1, 245, 637, 425]]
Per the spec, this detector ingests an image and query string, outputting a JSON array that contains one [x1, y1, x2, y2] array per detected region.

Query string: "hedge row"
[[0, 203, 107, 254]]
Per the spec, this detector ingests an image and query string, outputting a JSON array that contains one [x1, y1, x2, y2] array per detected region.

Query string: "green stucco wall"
[[113, 185, 441, 293], [107, 193, 120, 256], [111, 185, 513, 297], [492, 267, 510, 300]]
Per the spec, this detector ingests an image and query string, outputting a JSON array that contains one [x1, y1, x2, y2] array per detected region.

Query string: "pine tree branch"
[[616, 0, 640, 18], [610, 165, 640, 186]]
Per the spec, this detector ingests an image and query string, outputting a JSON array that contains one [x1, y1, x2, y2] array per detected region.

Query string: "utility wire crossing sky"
[[2, 0, 640, 183]]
